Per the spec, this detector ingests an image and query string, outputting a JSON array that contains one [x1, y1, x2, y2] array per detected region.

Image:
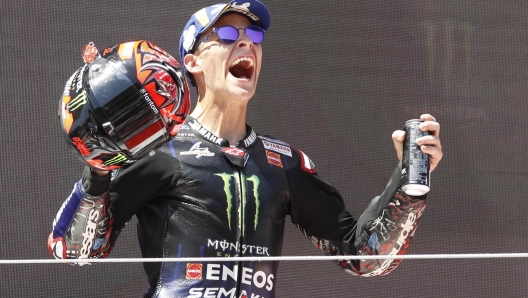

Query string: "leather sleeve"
[[288, 151, 427, 276], [48, 168, 114, 265], [48, 151, 181, 264]]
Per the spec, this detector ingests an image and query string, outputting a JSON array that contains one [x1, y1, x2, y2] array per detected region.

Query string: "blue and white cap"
[[179, 0, 271, 86]]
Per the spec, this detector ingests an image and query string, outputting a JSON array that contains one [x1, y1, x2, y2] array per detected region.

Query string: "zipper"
[[234, 169, 245, 297]]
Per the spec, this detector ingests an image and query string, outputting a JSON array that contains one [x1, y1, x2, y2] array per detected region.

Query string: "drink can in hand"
[[401, 119, 430, 196]]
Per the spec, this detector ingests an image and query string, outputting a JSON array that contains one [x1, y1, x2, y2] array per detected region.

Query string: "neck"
[[190, 93, 248, 146]]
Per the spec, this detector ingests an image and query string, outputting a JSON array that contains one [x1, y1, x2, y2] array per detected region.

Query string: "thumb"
[[392, 130, 405, 163]]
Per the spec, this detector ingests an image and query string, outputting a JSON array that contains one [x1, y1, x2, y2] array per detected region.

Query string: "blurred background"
[[2, 0, 528, 297]]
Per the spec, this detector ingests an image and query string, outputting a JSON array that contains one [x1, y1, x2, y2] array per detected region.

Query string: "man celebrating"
[[49, 1, 443, 297]]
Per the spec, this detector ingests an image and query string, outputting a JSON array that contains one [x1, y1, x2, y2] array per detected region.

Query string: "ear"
[[183, 53, 202, 76]]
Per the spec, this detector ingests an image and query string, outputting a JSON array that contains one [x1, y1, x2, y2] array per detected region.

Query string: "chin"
[[226, 77, 257, 100], [231, 88, 255, 102]]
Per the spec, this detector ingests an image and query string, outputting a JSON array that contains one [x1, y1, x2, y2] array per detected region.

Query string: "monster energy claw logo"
[[68, 90, 88, 111], [103, 153, 127, 166], [215, 173, 260, 234]]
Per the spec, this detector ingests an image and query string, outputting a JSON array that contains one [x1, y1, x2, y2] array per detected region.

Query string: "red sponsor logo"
[[186, 263, 203, 279], [222, 147, 246, 157], [102, 47, 112, 56], [82, 42, 98, 64], [169, 123, 183, 136], [72, 137, 91, 156], [266, 150, 282, 168]]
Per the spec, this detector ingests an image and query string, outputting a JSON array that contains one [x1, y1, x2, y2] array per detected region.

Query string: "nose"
[[236, 28, 253, 48]]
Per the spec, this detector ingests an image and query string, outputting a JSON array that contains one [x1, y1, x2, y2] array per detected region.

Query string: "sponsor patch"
[[72, 137, 91, 156], [222, 147, 246, 157], [227, 2, 260, 21], [258, 136, 290, 146], [262, 140, 292, 157], [186, 263, 203, 279], [266, 150, 282, 168], [180, 142, 215, 158], [118, 42, 134, 60]]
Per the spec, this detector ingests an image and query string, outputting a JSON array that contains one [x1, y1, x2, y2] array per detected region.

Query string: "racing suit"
[[49, 116, 427, 298]]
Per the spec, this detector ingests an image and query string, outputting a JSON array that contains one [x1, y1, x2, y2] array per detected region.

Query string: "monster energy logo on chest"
[[215, 173, 260, 234]]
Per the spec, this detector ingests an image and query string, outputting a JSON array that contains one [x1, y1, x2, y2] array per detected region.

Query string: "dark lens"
[[245, 26, 265, 44], [216, 26, 239, 44]]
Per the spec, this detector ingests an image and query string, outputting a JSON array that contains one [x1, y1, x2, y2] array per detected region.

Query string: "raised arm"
[[289, 115, 442, 276], [48, 167, 115, 264], [48, 152, 181, 264]]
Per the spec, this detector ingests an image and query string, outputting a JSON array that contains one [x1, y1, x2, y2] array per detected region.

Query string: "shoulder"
[[116, 148, 182, 181], [255, 134, 317, 174], [257, 134, 294, 157]]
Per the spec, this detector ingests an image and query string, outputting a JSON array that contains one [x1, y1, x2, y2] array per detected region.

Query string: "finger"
[[420, 120, 440, 136], [416, 135, 442, 151], [420, 144, 443, 172], [420, 114, 436, 122], [420, 144, 443, 160]]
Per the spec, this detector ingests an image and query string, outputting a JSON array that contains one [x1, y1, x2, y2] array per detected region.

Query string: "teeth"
[[230, 57, 253, 69]]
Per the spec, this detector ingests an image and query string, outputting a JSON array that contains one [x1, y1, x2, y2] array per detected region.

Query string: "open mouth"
[[229, 56, 254, 80]]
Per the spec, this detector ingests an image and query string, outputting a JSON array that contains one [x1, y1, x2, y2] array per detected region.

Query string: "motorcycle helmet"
[[59, 40, 191, 170]]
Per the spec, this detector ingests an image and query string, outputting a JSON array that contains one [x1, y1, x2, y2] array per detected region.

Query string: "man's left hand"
[[392, 114, 443, 172]]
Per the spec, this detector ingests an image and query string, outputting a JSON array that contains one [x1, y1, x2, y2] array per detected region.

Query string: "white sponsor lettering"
[[75, 65, 87, 92], [204, 288, 218, 297], [182, 25, 197, 52], [198, 264, 274, 292], [363, 210, 418, 276], [118, 42, 134, 59], [252, 271, 267, 288], [180, 142, 215, 158], [188, 287, 236, 298], [222, 265, 237, 281], [241, 267, 252, 285], [79, 209, 99, 258], [188, 286, 268, 298], [231, 2, 250, 12], [258, 136, 290, 146], [262, 140, 292, 157], [206, 264, 221, 280], [207, 239, 269, 256], [188, 288, 205, 298], [219, 288, 236, 297], [266, 274, 274, 291], [63, 72, 76, 96], [140, 88, 159, 115], [226, 3, 258, 22], [243, 130, 257, 147], [188, 119, 224, 145]]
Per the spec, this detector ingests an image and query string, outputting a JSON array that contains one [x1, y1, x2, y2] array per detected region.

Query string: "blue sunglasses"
[[196, 25, 266, 50]]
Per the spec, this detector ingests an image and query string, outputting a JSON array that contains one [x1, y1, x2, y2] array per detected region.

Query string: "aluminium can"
[[401, 119, 430, 196]]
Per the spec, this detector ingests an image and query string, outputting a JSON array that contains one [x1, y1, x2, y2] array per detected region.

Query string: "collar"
[[184, 116, 258, 148]]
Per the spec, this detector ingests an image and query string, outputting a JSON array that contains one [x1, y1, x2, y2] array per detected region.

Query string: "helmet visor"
[[88, 55, 167, 159]]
